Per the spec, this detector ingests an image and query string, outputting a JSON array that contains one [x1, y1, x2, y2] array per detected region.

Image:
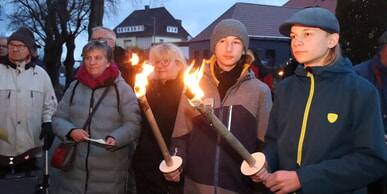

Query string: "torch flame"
[[130, 53, 140, 66], [134, 61, 154, 98], [184, 60, 207, 102]]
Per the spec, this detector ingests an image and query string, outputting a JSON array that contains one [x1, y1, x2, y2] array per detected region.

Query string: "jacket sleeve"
[[41, 69, 58, 123], [263, 92, 280, 172], [108, 82, 142, 148], [255, 82, 272, 143], [52, 81, 78, 140], [170, 94, 198, 162]]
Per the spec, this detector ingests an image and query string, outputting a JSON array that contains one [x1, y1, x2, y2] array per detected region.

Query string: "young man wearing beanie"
[[164, 18, 272, 193], [355, 30, 387, 194], [250, 7, 387, 194], [0, 27, 57, 177]]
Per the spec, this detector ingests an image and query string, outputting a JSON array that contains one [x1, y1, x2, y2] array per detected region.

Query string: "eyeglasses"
[[90, 40, 108, 45], [152, 59, 175, 67], [91, 37, 113, 41], [0, 45, 7, 49], [8, 43, 27, 51]]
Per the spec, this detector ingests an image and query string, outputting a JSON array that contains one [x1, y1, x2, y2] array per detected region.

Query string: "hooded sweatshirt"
[[264, 57, 387, 194]]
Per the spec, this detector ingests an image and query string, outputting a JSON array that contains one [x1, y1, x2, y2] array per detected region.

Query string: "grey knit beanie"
[[210, 19, 249, 52], [8, 27, 36, 54], [279, 7, 340, 36]]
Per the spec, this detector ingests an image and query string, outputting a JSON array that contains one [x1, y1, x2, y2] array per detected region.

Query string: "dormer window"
[[117, 25, 145, 33], [166, 26, 178, 33]]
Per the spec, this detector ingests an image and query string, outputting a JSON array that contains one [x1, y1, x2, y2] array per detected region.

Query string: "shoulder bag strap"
[[82, 86, 111, 129]]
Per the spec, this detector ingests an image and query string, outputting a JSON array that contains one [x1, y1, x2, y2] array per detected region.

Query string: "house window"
[[265, 49, 275, 67], [124, 40, 132, 49], [166, 26, 178, 33], [117, 25, 145, 33]]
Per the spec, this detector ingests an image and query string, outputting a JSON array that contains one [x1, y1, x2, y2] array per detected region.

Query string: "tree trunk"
[[88, 0, 104, 40], [64, 36, 76, 88]]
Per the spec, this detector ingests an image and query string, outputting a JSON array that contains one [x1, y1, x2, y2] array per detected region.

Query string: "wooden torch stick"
[[191, 100, 256, 166], [137, 96, 174, 166], [134, 63, 182, 173], [183, 60, 265, 176], [190, 100, 265, 175]]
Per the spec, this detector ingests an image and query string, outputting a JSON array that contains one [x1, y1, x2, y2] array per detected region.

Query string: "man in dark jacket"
[[355, 30, 387, 194]]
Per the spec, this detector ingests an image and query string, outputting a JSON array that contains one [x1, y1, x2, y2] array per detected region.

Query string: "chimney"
[[145, 5, 150, 10]]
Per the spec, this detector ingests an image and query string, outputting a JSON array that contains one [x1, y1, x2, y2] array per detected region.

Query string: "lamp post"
[[152, 17, 156, 44]]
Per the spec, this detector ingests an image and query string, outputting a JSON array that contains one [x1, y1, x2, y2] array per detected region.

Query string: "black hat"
[[8, 27, 36, 54], [279, 7, 340, 36]]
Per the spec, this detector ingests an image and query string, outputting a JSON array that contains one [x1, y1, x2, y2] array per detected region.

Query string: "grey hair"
[[82, 40, 114, 63], [91, 26, 116, 40]]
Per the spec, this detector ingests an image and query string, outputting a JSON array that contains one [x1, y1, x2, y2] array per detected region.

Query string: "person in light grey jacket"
[[52, 40, 142, 194], [0, 27, 57, 159]]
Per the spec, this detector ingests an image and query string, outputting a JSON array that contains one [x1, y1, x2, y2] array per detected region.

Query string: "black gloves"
[[40, 122, 55, 150]]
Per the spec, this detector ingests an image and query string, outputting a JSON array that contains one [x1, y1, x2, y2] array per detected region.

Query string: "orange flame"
[[134, 61, 154, 98], [184, 60, 207, 102], [130, 53, 140, 66]]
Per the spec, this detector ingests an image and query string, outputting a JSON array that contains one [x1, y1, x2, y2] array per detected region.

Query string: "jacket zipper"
[[297, 72, 315, 166], [84, 90, 95, 193]]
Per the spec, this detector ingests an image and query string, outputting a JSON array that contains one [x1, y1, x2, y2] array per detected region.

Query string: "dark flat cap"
[[279, 7, 340, 36]]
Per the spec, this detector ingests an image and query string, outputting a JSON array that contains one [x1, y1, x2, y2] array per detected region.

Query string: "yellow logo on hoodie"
[[327, 113, 338, 123]]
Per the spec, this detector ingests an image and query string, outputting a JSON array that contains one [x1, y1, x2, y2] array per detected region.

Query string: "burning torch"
[[133, 56, 182, 173], [183, 60, 266, 176]]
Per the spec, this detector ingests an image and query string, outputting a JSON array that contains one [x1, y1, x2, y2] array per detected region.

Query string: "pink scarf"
[[76, 63, 119, 89]]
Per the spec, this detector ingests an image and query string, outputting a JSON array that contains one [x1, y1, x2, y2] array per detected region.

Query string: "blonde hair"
[[324, 32, 341, 65], [149, 43, 188, 68]]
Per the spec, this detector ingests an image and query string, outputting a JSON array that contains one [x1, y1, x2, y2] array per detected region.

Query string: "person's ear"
[[328, 33, 339, 48]]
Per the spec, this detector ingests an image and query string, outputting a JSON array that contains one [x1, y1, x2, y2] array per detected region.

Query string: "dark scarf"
[[2, 56, 36, 70], [75, 63, 119, 89], [214, 63, 244, 100]]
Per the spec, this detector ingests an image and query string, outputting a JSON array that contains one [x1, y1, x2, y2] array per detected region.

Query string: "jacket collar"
[[2, 57, 35, 70], [295, 56, 354, 77]]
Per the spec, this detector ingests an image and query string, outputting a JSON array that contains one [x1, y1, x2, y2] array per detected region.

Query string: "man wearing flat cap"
[[0, 27, 57, 177]]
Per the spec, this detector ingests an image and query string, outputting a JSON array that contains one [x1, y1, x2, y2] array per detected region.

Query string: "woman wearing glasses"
[[133, 43, 187, 194], [52, 40, 142, 194]]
